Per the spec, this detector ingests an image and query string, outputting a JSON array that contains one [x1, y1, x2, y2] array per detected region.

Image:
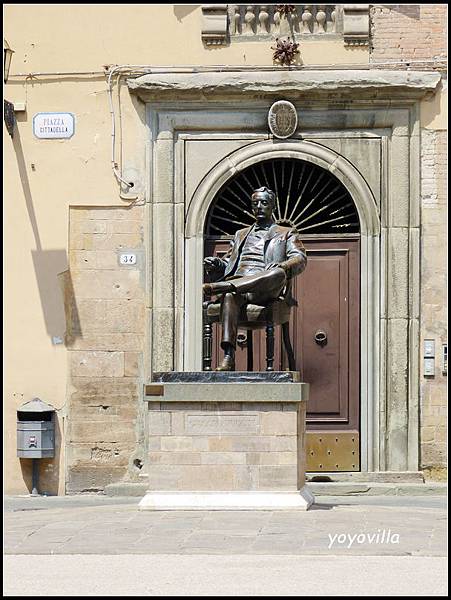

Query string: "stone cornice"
[[127, 69, 441, 101]]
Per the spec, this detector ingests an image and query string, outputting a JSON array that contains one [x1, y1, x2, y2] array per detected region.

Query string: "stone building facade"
[[370, 4, 447, 479], [4, 5, 447, 494]]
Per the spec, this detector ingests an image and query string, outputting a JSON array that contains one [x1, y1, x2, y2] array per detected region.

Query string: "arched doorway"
[[203, 157, 361, 472]]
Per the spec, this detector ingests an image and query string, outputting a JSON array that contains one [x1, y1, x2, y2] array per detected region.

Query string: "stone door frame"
[[144, 98, 422, 473]]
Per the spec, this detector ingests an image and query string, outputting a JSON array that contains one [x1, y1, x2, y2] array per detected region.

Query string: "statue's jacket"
[[218, 223, 307, 281]]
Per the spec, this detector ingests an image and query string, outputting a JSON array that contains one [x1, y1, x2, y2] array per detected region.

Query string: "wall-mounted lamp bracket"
[[4, 39, 14, 84]]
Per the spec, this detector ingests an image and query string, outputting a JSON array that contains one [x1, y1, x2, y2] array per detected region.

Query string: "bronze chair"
[[202, 282, 297, 372]]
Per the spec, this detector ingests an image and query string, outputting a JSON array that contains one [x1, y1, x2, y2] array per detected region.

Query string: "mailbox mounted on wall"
[[17, 398, 55, 459], [17, 398, 56, 496]]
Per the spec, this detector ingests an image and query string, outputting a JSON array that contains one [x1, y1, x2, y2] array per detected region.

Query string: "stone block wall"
[[147, 402, 305, 491], [419, 128, 447, 476], [370, 4, 447, 69], [66, 206, 147, 492]]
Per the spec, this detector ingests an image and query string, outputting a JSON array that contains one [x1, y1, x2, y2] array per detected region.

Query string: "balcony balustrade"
[[229, 5, 341, 38]]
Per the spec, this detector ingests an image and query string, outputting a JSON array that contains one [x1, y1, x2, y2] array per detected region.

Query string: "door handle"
[[237, 332, 247, 348], [314, 330, 327, 346]]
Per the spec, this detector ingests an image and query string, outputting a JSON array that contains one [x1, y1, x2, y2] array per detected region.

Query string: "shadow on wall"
[[12, 113, 80, 344], [31, 250, 70, 341], [58, 269, 81, 343], [387, 5, 420, 19], [173, 5, 198, 22], [11, 117, 75, 494]]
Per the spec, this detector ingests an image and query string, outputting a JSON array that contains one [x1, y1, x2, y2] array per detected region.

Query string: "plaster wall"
[[4, 5, 368, 72]]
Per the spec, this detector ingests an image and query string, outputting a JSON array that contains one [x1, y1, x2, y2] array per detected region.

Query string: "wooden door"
[[297, 237, 360, 472], [295, 238, 360, 429], [204, 235, 360, 471]]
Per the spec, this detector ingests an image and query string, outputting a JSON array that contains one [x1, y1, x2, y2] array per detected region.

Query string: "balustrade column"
[[330, 6, 336, 32], [233, 6, 241, 35], [316, 5, 326, 32], [244, 5, 256, 35], [301, 5, 313, 33], [273, 7, 281, 35], [258, 5, 269, 34]]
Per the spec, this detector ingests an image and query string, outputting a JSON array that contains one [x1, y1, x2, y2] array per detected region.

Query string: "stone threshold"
[[306, 471, 425, 483], [307, 482, 447, 496]]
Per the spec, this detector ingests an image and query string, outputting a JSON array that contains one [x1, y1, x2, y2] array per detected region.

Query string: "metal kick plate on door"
[[306, 432, 360, 471]]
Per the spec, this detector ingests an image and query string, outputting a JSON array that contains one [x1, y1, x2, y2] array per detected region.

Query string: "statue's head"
[[251, 187, 276, 223]]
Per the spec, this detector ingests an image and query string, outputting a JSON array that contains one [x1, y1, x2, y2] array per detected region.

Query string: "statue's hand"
[[204, 256, 223, 272]]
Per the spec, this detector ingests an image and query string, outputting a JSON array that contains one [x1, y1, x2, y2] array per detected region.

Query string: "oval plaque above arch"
[[268, 100, 298, 139]]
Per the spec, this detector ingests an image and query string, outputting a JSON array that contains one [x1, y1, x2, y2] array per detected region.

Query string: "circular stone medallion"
[[268, 100, 298, 139]]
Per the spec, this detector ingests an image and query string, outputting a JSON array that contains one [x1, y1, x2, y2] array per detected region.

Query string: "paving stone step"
[[306, 482, 447, 496]]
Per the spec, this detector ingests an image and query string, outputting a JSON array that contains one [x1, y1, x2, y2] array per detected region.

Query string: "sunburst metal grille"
[[205, 159, 360, 236]]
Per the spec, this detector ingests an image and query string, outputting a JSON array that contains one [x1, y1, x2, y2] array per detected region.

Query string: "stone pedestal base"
[[139, 487, 314, 510], [141, 373, 313, 510]]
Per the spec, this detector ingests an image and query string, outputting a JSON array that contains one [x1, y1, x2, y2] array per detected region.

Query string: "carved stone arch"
[[186, 139, 380, 239]]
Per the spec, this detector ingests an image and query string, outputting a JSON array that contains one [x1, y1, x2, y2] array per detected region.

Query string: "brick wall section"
[[420, 129, 447, 475], [66, 206, 146, 492], [370, 4, 447, 68]]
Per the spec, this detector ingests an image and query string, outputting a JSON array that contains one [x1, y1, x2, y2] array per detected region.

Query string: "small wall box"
[[17, 398, 55, 459]]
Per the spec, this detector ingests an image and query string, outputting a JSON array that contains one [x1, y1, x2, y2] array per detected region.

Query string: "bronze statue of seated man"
[[203, 186, 307, 371]]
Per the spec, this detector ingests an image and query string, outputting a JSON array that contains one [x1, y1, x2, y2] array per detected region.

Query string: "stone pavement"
[[4, 494, 448, 596], [4, 494, 446, 556]]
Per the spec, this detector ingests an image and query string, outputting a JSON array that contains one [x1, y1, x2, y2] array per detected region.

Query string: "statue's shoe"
[[215, 356, 235, 371]]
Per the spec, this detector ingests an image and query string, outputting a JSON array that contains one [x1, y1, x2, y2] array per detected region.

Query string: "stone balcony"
[[229, 5, 340, 39], [201, 4, 369, 47]]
